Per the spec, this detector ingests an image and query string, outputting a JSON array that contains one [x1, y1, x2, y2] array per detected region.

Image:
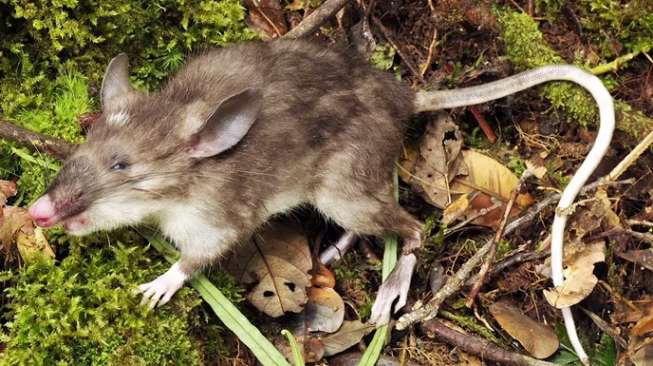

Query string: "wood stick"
[[0, 118, 75, 160], [283, 0, 350, 39]]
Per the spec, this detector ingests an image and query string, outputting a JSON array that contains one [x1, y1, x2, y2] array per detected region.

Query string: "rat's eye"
[[110, 162, 128, 171]]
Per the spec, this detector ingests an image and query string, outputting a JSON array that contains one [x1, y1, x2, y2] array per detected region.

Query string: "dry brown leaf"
[[0, 180, 16, 207], [631, 340, 653, 366], [225, 221, 312, 317], [442, 193, 470, 226], [277, 334, 325, 363], [633, 313, 653, 337], [17, 227, 55, 262], [322, 320, 375, 357], [407, 113, 466, 208], [304, 287, 345, 332], [544, 240, 605, 308], [619, 249, 653, 272], [456, 150, 519, 201], [614, 296, 653, 324], [244, 0, 288, 39], [489, 302, 559, 359], [1, 205, 54, 262], [401, 113, 535, 229], [525, 160, 547, 179]]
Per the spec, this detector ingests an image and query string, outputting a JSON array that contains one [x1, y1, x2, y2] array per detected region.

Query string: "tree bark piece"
[[420, 319, 558, 366]]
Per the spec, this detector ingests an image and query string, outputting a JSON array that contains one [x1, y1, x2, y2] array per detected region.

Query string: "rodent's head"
[[28, 53, 262, 235]]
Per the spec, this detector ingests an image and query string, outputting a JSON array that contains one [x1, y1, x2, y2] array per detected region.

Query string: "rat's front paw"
[[138, 263, 189, 308], [369, 253, 417, 325]]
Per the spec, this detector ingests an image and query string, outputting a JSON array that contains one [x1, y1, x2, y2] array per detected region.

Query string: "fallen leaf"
[[489, 302, 559, 359], [442, 193, 470, 226], [633, 313, 653, 337], [619, 249, 653, 272], [276, 334, 325, 363], [401, 113, 533, 228], [1, 206, 54, 262], [525, 160, 547, 179], [631, 340, 653, 366], [0, 180, 16, 207], [405, 113, 466, 208], [285, 0, 306, 10], [544, 240, 605, 308], [244, 0, 288, 39], [304, 287, 345, 333], [614, 296, 653, 324], [16, 227, 54, 262], [322, 320, 375, 356], [225, 221, 312, 317]]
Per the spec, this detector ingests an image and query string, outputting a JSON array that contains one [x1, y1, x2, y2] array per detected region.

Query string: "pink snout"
[[28, 195, 58, 227]]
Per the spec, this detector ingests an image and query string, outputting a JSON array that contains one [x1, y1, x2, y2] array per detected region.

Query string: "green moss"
[[0, 243, 202, 366], [497, 10, 653, 140], [0, 0, 256, 115], [497, 10, 598, 128]]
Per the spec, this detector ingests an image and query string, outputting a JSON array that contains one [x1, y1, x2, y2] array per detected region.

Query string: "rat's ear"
[[189, 88, 263, 158], [101, 53, 134, 124]]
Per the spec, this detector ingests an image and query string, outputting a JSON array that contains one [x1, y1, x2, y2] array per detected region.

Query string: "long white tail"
[[417, 65, 615, 364]]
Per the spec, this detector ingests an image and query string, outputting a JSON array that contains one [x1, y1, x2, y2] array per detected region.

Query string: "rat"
[[27, 39, 614, 327]]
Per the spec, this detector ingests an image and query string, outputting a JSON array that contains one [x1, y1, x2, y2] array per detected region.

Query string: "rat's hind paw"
[[369, 253, 417, 325], [138, 263, 188, 308]]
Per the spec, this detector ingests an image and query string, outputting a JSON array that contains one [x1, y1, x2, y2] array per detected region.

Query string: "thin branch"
[[420, 319, 558, 366], [466, 172, 531, 307], [0, 118, 75, 160], [283, 0, 350, 39], [370, 16, 423, 82], [396, 178, 634, 330], [607, 127, 653, 181]]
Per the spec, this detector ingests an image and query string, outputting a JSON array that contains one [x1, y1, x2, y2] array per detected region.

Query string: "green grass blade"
[[281, 329, 305, 366], [358, 168, 400, 366], [144, 233, 291, 366]]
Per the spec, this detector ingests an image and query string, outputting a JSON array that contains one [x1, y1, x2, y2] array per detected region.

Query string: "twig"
[[627, 219, 653, 228], [0, 118, 75, 160], [419, 28, 438, 78], [283, 0, 350, 39], [504, 178, 634, 234], [468, 106, 497, 143], [444, 200, 502, 235], [370, 16, 423, 82], [607, 127, 653, 181], [580, 308, 628, 349], [465, 250, 548, 286], [395, 226, 495, 330], [591, 51, 641, 75], [395, 178, 634, 331], [614, 228, 653, 245], [465, 171, 531, 307], [420, 319, 558, 366]]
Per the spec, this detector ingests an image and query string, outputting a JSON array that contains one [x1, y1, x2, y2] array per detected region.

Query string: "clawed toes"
[[369, 254, 417, 325], [135, 264, 188, 309]]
